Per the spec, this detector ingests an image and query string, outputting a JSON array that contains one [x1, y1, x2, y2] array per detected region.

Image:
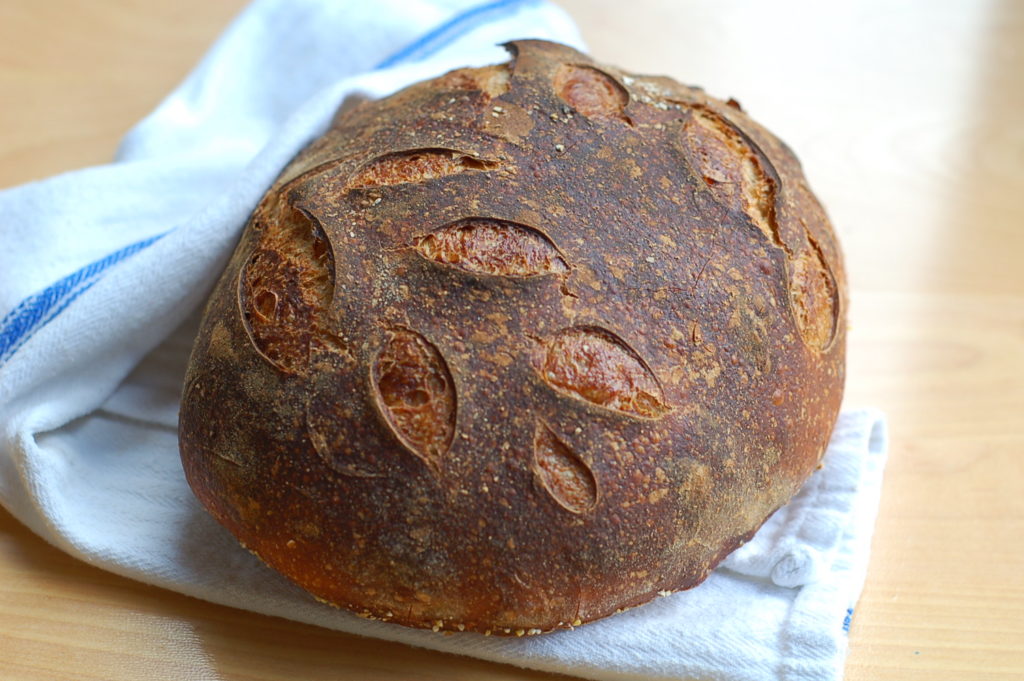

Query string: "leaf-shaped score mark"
[[682, 107, 780, 248], [346, 148, 500, 190], [239, 202, 333, 374], [789, 239, 839, 352], [553, 64, 629, 121], [414, 218, 569, 278], [371, 328, 456, 471], [436, 63, 511, 97], [533, 423, 598, 514], [538, 326, 669, 418]]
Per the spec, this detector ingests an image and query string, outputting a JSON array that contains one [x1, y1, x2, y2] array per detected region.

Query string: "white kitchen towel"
[[0, 1, 889, 680]]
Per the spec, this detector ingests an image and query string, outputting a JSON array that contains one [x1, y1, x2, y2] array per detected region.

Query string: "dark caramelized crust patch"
[[306, 400, 381, 478], [415, 218, 568, 277]]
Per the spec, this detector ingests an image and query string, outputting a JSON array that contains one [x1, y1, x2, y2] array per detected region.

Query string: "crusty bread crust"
[[179, 40, 845, 635]]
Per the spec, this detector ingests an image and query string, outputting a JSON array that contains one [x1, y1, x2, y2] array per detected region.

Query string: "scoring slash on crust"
[[534, 326, 670, 419], [681, 107, 780, 249], [346, 148, 501, 190], [532, 422, 599, 514], [239, 200, 334, 374], [414, 217, 569, 278], [553, 64, 630, 123], [371, 327, 457, 473]]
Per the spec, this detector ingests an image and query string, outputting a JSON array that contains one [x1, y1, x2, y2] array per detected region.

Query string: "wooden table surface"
[[2, 1, 1022, 679]]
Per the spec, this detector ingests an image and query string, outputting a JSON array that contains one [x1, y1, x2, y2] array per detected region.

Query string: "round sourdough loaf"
[[179, 40, 845, 635]]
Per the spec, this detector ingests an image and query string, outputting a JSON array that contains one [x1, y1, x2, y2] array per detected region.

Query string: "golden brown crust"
[[179, 40, 846, 635]]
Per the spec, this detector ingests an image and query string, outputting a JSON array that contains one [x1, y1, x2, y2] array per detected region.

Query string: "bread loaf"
[[179, 40, 845, 635]]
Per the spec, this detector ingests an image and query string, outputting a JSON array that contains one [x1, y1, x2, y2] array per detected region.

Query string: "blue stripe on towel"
[[0, 0, 538, 366], [0, 233, 166, 363]]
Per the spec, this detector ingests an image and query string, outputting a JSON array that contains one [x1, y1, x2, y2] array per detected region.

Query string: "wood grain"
[[1, 0, 1022, 679]]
